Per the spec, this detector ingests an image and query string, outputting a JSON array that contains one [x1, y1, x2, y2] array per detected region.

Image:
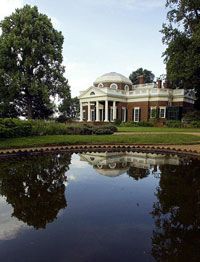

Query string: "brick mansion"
[[78, 72, 195, 122]]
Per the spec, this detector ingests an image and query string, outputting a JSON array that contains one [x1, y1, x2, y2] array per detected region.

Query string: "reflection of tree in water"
[[151, 159, 200, 261], [127, 166, 148, 180], [0, 153, 71, 229]]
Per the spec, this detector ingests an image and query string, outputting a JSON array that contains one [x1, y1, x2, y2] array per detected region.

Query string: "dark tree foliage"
[[127, 166, 148, 180], [162, 0, 200, 108], [58, 96, 80, 122], [0, 5, 71, 119], [0, 153, 72, 229], [129, 68, 155, 85], [151, 158, 200, 261]]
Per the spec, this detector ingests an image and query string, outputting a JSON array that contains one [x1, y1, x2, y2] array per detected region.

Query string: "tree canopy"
[[0, 5, 71, 119], [129, 68, 155, 85], [162, 0, 200, 108]]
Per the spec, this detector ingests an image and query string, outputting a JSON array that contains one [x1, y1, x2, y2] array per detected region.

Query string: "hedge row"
[[166, 120, 200, 128], [119, 121, 154, 127], [0, 119, 117, 138], [119, 120, 200, 128]]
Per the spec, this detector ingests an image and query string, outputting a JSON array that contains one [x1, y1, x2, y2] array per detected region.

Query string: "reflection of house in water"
[[79, 152, 181, 178]]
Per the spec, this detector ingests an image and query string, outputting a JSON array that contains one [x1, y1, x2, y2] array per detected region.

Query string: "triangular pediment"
[[79, 86, 107, 99]]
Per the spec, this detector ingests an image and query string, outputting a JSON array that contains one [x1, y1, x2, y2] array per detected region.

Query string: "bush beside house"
[[0, 119, 117, 138]]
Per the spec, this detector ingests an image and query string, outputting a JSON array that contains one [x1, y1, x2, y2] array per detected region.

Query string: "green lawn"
[[0, 134, 199, 149], [117, 127, 200, 133]]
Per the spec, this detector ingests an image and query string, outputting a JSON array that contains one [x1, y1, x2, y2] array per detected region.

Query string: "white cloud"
[[0, 196, 26, 240], [0, 0, 24, 20]]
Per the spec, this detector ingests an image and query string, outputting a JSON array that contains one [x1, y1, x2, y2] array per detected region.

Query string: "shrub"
[[94, 128, 113, 135], [30, 120, 68, 136], [190, 121, 200, 128], [0, 118, 32, 138], [138, 121, 154, 127], [102, 124, 118, 132], [120, 121, 154, 127], [182, 111, 200, 123], [166, 120, 182, 128], [114, 119, 122, 126], [92, 125, 115, 135], [120, 121, 137, 127], [0, 119, 116, 138]]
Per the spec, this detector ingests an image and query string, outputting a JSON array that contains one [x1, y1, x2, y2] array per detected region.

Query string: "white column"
[[80, 102, 83, 121], [104, 100, 109, 122], [96, 101, 100, 122], [113, 101, 116, 121], [87, 101, 91, 122]]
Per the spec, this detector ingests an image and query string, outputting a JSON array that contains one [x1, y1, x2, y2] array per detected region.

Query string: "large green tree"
[[0, 5, 71, 119], [162, 0, 200, 108], [129, 68, 155, 85]]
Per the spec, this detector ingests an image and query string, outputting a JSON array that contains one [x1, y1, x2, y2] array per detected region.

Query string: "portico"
[[80, 100, 117, 122]]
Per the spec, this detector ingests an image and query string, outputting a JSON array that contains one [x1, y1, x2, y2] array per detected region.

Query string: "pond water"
[[0, 151, 200, 262]]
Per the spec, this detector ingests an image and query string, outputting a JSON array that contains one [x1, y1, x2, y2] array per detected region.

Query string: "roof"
[[94, 72, 132, 85]]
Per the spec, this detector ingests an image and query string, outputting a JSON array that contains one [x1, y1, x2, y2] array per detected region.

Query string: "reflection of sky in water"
[[0, 152, 198, 262], [0, 197, 26, 240]]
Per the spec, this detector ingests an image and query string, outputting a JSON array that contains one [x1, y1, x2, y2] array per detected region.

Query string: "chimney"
[[163, 80, 170, 89], [157, 79, 162, 89], [138, 75, 144, 85]]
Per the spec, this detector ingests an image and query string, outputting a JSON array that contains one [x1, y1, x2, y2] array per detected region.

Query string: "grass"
[[0, 133, 200, 149], [117, 127, 200, 132]]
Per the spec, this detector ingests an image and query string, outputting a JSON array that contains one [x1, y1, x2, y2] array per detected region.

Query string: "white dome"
[[94, 72, 132, 85], [94, 168, 128, 177]]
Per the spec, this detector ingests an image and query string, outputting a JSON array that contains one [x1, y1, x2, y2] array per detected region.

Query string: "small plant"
[[114, 119, 122, 126], [120, 121, 154, 127], [190, 121, 200, 128], [166, 120, 182, 128], [182, 111, 200, 123], [94, 128, 113, 135]]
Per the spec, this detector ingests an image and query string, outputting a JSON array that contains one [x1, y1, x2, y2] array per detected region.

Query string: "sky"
[[0, 0, 167, 97]]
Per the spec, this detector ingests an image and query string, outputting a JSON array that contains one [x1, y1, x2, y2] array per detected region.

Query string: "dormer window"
[[90, 92, 95, 95], [98, 83, 104, 88], [110, 83, 118, 90]]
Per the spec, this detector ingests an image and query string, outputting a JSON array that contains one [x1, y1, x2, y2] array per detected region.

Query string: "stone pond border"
[[0, 144, 200, 159]]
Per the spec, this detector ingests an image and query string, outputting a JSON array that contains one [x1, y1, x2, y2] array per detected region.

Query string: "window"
[[150, 107, 157, 118], [134, 107, 140, 122], [167, 107, 182, 120], [98, 83, 104, 88], [125, 85, 129, 92], [122, 107, 127, 122], [110, 83, 118, 90], [159, 107, 166, 118], [90, 92, 95, 95]]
